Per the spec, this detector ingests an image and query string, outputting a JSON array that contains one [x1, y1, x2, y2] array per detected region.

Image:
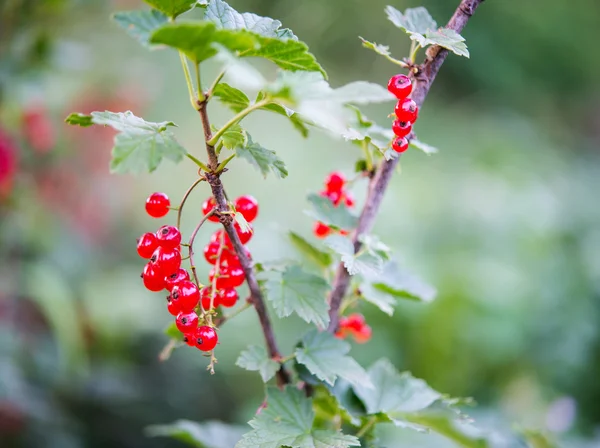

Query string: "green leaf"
[[423, 28, 469, 58], [385, 6, 437, 35], [410, 138, 439, 154], [205, 0, 296, 40], [143, 0, 196, 18], [295, 330, 372, 388], [164, 322, 182, 340], [212, 83, 250, 113], [65, 111, 187, 174], [235, 134, 287, 179], [146, 420, 247, 448], [265, 265, 330, 327], [257, 92, 310, 138], [113, 9, 168, 49], [359, 37, 406, 66], [359, 234, 391, 262], [233, 211, 252, 234], [218, 123, 247, 150], [305, 193, 358, 230], [236, 345, 279, 383], [150, 22, 256, 64], [236, 387, 359, 448], [324, 235, 383, 277], [288, 231, 332, 269], [345, 106, 393, 153]]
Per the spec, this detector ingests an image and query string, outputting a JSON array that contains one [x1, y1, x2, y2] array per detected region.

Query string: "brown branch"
[[197, 99, 291, 387], [327, 0, 485, 332]]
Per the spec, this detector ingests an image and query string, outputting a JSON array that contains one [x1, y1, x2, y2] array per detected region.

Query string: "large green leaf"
[[305, 193, 358, 231], [235, 135, 287, 179], [236, 345, 279, 383], [236, 387, 359, 448], [422, 28, 469, 58], [265, 265, 330, 327], [324, 235, 384, 277], [288, 231, 332, 269], [113, 9, 168, 49], [295, 330, 372, 388], [212, 83, 250, 112], [143, 0, 196, 18], [65, 111, 187, 174], [146, 420, 247, 448], [385, 6, 437, 35]]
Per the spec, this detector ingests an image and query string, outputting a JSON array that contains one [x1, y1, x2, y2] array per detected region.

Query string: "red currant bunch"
[[313, 172, 355, 239], [387, 74, 418, 153], [335, 313, 372, 344]]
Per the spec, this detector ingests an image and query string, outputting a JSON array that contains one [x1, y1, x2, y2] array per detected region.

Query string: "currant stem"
[[179, 51, 198, 110], [361, 140, 373, 172], [409, 43, 421, 64], [195, 63, 205, 103], [186, 153, 210, 172], [188, 210, 215, 302], [207, 99, 270, 147], [177, 177, 205, 230], [356, 416, 377, 439], [278, 353, 296, 364], [209, 231, 226, 317], [215, 153, 236, 173], [222, 301, 251, 322], [206, 69, 226, 100]]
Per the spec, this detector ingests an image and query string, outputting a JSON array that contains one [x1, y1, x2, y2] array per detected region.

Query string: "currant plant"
[[66, 0, 486, 446]]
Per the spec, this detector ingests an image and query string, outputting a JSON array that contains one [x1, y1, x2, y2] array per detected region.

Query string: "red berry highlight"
[[228, 267, 245, 288], [235, 195, 259, 223], [392, 136, 409, 153], [170, 280, 200, 312], [156, 225, 182, 250], [202, 197, 221, 223], [176, 311, 199, 333], [395, 98, 418, 123], [137, 232, 158, 259], [218, 288, 238, 308], [142, 263, 166, 292], [387, 74, 412, 99], [195, 326, 218, 351], [165, 268, 190, 292], [145, 192, 170, 218], [151, 246, 182, 277], [392, 120, 412, 138]]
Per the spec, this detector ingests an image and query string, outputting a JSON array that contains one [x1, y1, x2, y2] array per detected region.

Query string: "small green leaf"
[[362, 261, 437, 305], [235, 134, 287, 179], [265, 265, 330, 327], [324, 235, 383, 277], [385, 6, 437, 35], [359, 37, 406, 66], [288, 231, 332, 269], [410, 138, 439, 154], [305, 193, 358, 231], [146, 420, 247, 448], [212, 83, 250, 113], [233, 211, 252, 233], [113, 9, 168, 48], [295, 330, 372, 388], [143, 0, 196, 18], [236, 387, 359, 448], [424, 28, 469, 57], [236, 345, 279, 382], [65, 111, 187, 174], [359, 234, 391, 262], [218, 123, 247, 150], [164, 322, 182, 340]]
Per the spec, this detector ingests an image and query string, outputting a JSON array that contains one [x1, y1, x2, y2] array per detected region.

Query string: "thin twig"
[[177, 177, 205, 230], [327, 0, 486, 333], [188, 210, 214, 297]]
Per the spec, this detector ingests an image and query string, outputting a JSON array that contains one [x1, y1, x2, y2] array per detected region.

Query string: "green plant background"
[[1, 0, 600, 447]]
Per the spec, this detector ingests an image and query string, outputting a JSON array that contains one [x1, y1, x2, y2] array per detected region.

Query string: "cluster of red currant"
[[313, 171, 355, 238], [388, 74, 419, 153], [335, 313, 372, 343]]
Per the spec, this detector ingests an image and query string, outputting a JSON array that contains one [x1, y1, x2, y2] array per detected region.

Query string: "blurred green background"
[[1, 0, 600, 447]]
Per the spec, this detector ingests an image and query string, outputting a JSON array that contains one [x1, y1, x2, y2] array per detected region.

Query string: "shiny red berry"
[[354, 324, 372, 344], [176, 311, 199, 333], [313, 222, 332, 238], [203, 241, 221, 265], [228, 267, 245, 288], [325, 172, 345, 193], [202, 197, 221, 223], [156, 225, 181, 249], [222, 246, 250, 268], [392, 136, 409, 153], [200, 286, 218, 310], [234, 195, 259, 223], [165, 268, 190, 292], [392, 120, 412, 138], [395, 98, 418, 123], [142, 263, 166, 292], [341, 313, 365, 332], [151, 246, 181, 276], [233, 222, 253, 245], [167, 297, 181, 316], [387, 74, 412, 99], [145, 192, 170, 218], [218, 288, 238, 308], [137, 232, 158, 259], [182, 333, 196, 347], [170, 280, 200, 312], [195, 326, 218, 351], [209, 266, 229, 289]]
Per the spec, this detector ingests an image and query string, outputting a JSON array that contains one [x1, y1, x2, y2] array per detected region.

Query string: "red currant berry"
[[175, 311, 199, 333], [392, 120, 412, 138], [145, 192, 170, 218], [341, 313, 366, 332], [170, 280, 200, 312], [313, 222, 332, 239], [234, 195, 259, 223], [335, 328, 350, 340], [200, 286, 218, 310], [392, 136, 409, 153], [395, 98, 418, 123], [233, 222, 253, 245], [165, 268, 190, 292], [137, 232, 158, 259], [203, 241, 221, 265], [222, 246, 250, 268], [387, 74, 412, 99], [218, 288, 238, 308], [354, 324, 372, 344], [167, 296, 181, 316], [151, 246, 182, 276], [209, 266, 229, 289], [344, 193, 355, 208], [202, 197, 221, 223], [156, 225, 181, 250], [324, 171, 345, 193], [182, 333, 196, 347], [142, 263, 166, 292], [228, 266, 245, 288], [195, 325, 218, 351], [320, 189, 343, 207]]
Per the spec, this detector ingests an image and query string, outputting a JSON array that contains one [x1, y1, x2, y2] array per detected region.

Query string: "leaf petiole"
[[179, 51, 199, 110], [215, 153, 236, 173], [207, 99, 270, 146], [186, 153, 210, 172]]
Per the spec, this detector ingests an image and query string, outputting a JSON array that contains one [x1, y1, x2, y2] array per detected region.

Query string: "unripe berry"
[[324, 172, 345, 193], [387, 74, 412, 99], [392, 136, 409, 153], [313, 222, 332, 238], [195, 326, 218, 351], [395, 98, 418, 123], [165, 268, 190, 292], [175, 311, 199, 333], [145, 192, 170, 218], [202, 197, 221, 223], [218, 288, 238, 308], [142, 263, 165, 292], [156, 225, 181, 249], [151, 246, 182, 277], [137, 232, 158, 259], [234, 195, 259, 223], [170, 280, 200, 312], [392, 120, 412, 138]]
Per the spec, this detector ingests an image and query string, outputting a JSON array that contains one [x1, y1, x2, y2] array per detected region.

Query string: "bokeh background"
[[1, 0, 600, 447]]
